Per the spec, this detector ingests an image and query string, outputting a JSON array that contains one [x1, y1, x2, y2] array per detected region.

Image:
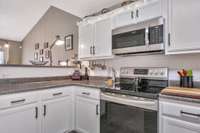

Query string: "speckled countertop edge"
[[159, 94, 200, 103], [0, 80, 108, 96]]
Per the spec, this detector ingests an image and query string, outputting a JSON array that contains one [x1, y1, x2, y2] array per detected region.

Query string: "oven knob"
[[154, 71, 158, 76], [160, 71, 164, 76]]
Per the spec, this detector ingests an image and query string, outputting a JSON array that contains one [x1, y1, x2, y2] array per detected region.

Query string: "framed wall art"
[[45, 50, 50, 59], [65, 34, 73, 51], [35, 43, 39, 50], [34, 52, 38, 60], [39, 49, 44, 55], [44, 42, 49, 49]]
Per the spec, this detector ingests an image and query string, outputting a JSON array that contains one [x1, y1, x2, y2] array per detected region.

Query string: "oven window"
[[100, 101, 157, 133], [112, 29, 146, 49]]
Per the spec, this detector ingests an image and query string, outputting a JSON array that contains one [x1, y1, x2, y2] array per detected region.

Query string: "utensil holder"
[[180, 76, 193, 88]]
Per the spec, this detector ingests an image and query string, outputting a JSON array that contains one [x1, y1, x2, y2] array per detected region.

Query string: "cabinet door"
[[75, 96, 100, 133], [78, 23, 94, 59], [94, 18, 112, 58], [42, 96, 73, 133], [136, 0, 162, 23], [0, 103, 39, 133], [161, 116, 200, 133], [167, 0, 200, 54], [113, 9, 136, 29]]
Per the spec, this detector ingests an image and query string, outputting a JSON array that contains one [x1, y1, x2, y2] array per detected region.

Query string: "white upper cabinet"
[[166, 0, 200, 54], [112, 0, 162, 29], [78, 23, 94, 59], [94, 18, 112, 58], [112, 9, 136, 29], [78, 17, 112, 60], [136, 0, 162, 23]]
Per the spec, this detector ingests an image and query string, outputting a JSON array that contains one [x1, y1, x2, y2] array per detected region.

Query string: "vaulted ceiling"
[[0, 0, 123, 41]]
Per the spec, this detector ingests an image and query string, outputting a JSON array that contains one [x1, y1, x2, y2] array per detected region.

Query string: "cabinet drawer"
[[160, 101, 200, 120], [0, 92, 38, 110], [41, 87, 73, 101], [75, 87, 100, 100]]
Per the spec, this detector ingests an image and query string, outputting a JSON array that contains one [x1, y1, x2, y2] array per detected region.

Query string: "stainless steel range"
[[100, 67, 168, 133]]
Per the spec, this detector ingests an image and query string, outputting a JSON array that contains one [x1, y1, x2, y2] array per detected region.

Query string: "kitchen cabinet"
[[78, 23, 94, 59], [159, 98, 200, 133], [166, 0, 200, 54], [78, 18, 113, 60], [41, 87, 74, 133], [75, 87, 100, 133], [42, 96, 73, 133], [161, 116, 200, 133], [0, 86, 101, 133], [0, 97, 39, 133], [112, 0, 162, 29], [136, 0, 162, 23], [112, 9, 136, 29], [94, 18, 112, 58]]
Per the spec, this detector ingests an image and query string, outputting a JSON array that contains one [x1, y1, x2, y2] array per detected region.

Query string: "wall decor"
[[44, 42, 49, 49], [39, 57, 44, 62], [39, 49, 44, 55], [65, 34, 73, 51], [35, 43, 39, 50], [45, 50, 50, 59], [34, 52, 38, 60]]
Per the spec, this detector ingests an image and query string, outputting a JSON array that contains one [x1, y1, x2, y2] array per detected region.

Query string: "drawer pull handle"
[[53, 92, 63, 96], [96, 104, 99, 115], [180, 110, 200, 117], [43, 105, 47, 117], [11, 99, 26, 104], [82, 92, 90, 95], [35, 107, 38, 119]]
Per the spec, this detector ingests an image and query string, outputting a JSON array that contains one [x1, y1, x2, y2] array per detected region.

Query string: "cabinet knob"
[[35, 107, 38, 119], [131, 11, 134, 19], [93, 46, 96, 55], [96, 104, 99, 115], [10, 99, 26, 104], [82, 92, 90, 95], [136, 9, 139, 18], [168, 33, 171, 46], [43, 105, 47, 117], [53, 92, 63, 96], [90, 46, 93, 54]]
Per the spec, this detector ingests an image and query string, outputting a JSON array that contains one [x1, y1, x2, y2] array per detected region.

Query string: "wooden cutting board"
[[161, 87, 200, 99]]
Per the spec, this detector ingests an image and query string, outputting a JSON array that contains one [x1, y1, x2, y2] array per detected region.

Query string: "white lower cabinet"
[[159, 98, 200, 133], [0, 86, 100, 133], [42, 96, 73, 133], [75, 96, 100, 133], [161, 116, 200, 133], [0, 103, 39, 133]]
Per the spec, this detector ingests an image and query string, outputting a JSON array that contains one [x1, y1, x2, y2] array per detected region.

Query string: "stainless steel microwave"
[[112, 24, 164, 55]]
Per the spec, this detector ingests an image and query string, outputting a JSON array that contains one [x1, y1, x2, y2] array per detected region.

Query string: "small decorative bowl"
[[30, 60, 49, 66]]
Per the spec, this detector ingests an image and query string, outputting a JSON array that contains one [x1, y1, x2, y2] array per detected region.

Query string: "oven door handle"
[[101, 92, 158, 111]]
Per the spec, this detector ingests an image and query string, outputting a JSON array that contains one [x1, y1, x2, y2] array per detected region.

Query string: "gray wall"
[[0, 39, 22, 64], [22, 6, 81, 65]]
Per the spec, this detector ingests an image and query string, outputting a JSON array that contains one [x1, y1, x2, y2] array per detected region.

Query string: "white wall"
[[0, 67, 74, 79]]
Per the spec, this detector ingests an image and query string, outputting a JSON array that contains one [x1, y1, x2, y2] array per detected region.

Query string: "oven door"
[[100, 93, 158, 133]]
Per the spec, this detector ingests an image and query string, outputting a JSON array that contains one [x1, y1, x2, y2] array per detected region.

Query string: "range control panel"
[[120, 67, 168, 80]]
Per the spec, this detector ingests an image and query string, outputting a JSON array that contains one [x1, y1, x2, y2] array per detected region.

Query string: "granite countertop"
[[0, 79, 109, 95]]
